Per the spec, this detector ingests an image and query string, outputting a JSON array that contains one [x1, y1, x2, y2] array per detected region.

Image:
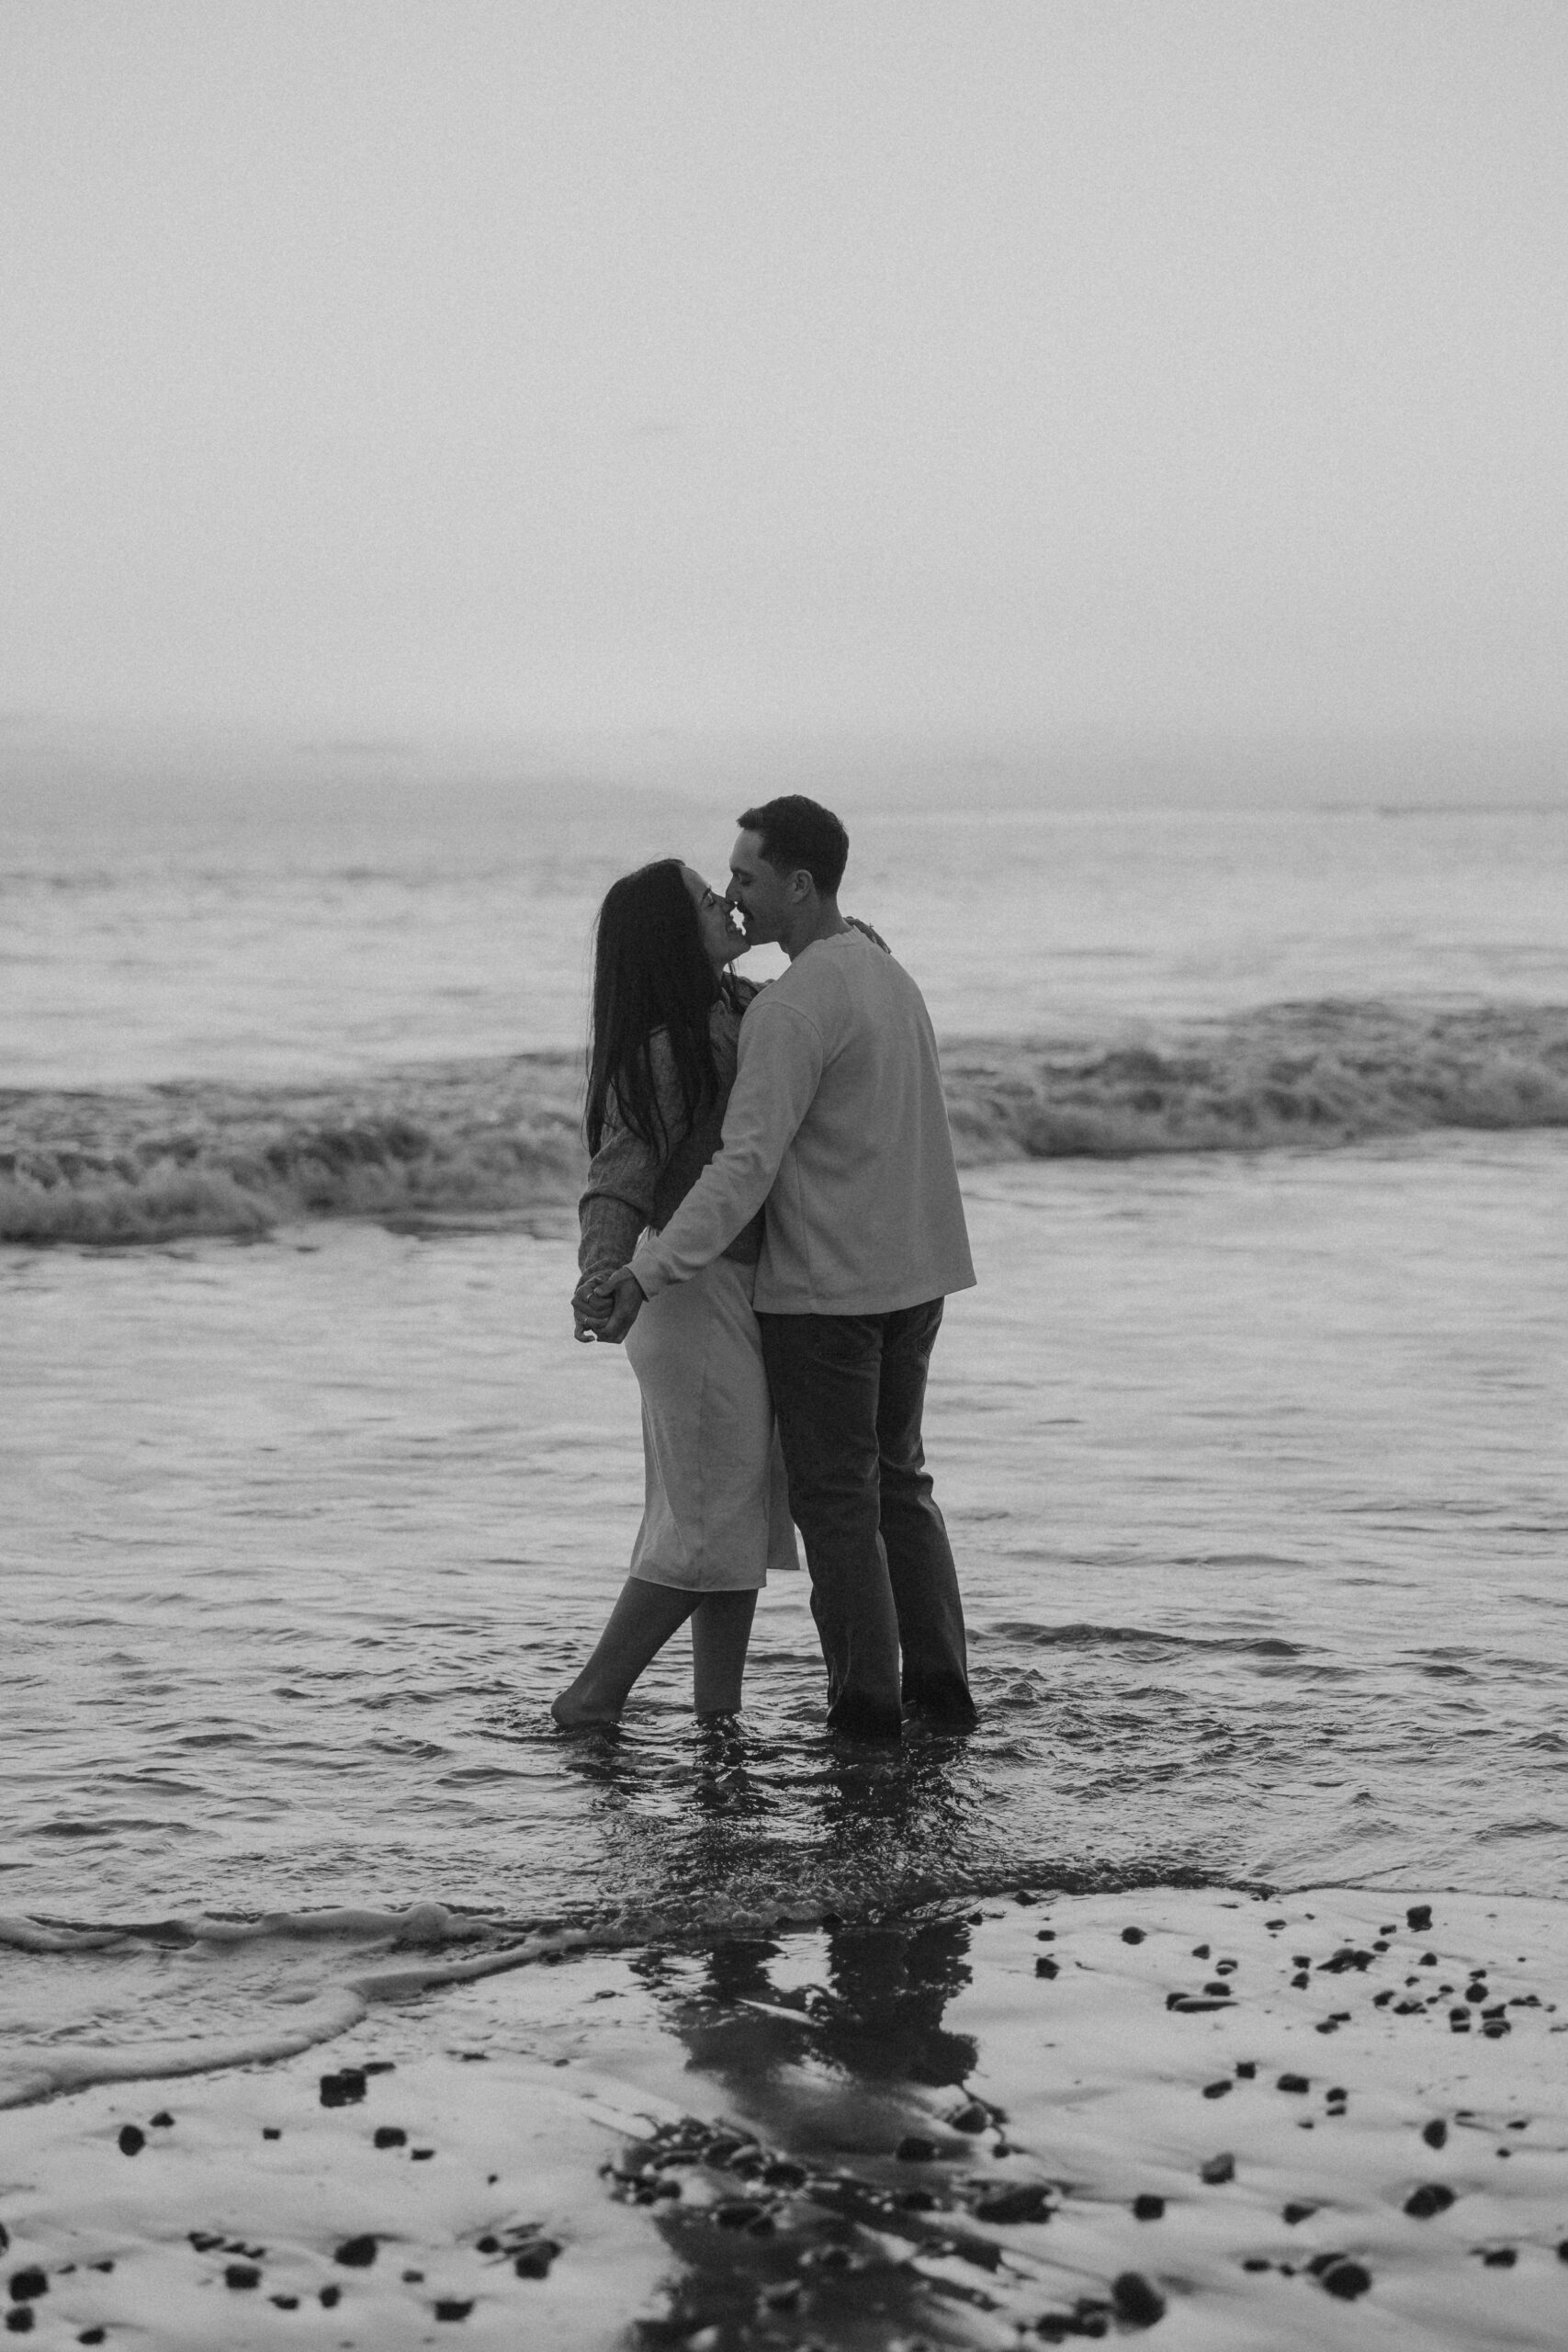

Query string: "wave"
[[4, 997, 1566, 1246]]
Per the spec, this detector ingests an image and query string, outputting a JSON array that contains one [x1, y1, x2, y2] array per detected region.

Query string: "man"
[[588, 795, 976, 1740]]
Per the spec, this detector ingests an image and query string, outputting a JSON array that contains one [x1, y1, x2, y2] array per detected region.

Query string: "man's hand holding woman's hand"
[[571, 1267, 647, 1344]]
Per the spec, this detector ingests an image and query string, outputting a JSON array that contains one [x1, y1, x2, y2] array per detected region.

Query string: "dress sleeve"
[[576, 1031, 686, 1283]]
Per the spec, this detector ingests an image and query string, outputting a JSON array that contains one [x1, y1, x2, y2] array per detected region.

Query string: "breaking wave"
[[4, 997, 1566, 1247]]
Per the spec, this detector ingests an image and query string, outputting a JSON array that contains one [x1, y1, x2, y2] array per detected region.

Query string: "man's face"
[[726, 830, 794, 945]]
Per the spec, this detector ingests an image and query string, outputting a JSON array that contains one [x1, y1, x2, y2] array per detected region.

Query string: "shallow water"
[[6, 1130, 1566, 2052]]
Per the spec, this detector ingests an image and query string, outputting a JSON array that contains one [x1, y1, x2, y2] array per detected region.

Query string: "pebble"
[[333, 2235, 378, 2267], [972, 2183, 1052, 2223], [224, 2264, 261, 2290], [116, 2126, 144, 2157], [1111, 2271, 1166, 2326], [7, 2273, 47, 2303], [1200, 2153, 1235, 2184], [1132, 2195, 1165, 2221], [1322, 2260, 1372, 2300], [1277, 2075, 1310, 2094], [320, 2068, 367, 2109], [1403, 2184, 1456, 2218], [1121, 1928, 1145, 1945]]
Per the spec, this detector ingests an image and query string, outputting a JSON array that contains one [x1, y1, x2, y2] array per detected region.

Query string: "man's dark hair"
[[737, 795, 849, 896]]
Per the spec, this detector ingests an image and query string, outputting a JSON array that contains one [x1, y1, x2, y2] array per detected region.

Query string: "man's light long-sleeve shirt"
[[629, 928, 975, 1316]]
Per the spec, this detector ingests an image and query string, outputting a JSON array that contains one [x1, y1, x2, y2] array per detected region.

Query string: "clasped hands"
[[572, 1265, 647, 1344]]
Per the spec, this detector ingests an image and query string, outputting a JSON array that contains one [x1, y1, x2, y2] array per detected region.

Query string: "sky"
[[2, 0, 1565, 758]]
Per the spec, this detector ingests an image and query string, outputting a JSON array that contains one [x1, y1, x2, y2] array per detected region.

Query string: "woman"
[[551, 859, 797, 1726]]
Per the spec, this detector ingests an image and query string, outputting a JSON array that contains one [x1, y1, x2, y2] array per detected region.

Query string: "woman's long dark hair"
[[585, 859, 722, 1155]]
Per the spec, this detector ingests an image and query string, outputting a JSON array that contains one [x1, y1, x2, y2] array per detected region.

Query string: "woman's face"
[[682, 865, 746, 968]]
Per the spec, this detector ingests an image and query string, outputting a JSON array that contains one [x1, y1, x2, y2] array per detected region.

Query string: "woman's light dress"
[[578, 985, 798, 1592]]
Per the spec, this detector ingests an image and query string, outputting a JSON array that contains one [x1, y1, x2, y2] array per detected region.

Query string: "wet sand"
[[5, 1885, 1568, 2348]]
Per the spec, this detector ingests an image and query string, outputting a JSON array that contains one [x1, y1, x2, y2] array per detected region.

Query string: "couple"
[[553, 795, 976, 1743]]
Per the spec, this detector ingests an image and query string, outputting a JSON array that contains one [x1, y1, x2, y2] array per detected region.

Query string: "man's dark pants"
[[758, 1298, 976, 1740]]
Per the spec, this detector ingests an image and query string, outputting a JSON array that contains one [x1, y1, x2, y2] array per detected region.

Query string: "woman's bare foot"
[[550, 1681, 621, 1729]]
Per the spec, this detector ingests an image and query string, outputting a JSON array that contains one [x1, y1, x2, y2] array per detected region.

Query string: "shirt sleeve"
[[630, 995, 824, 1296]]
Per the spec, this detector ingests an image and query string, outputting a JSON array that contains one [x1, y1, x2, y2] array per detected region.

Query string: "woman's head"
[[585, 858, 738, 1155]]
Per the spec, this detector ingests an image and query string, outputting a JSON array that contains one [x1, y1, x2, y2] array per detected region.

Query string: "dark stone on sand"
[[513, 2240, 559, 2278], [475, 2236, 500, 2255], [1242, 2257, 1269, 2271], [7, 2273, 47, 2304], [333, 2234, 378, 2267], [1277, 2075, 1310, 2094], [270, 2297, 299, 2311], [117, 2125, 144, 2156], [1201, 2081, 1232, 2099], [1291, 1972, 1310, 1988], [1557, 2240, 1568, 2263], [1172, 1997, 1230, 2013], [1200, 2154, 1235, 2184], [1235, 2062, 1257, 2078], [1421, 2120, 1448, 2149], [224, 2265, 261, 2290], [320, 2068, 367, 2109], [402, 2270, 424, 2282], [896, 2135, 941, 2163], [412, 2148, 435, 2161], [434, 2300, 474, 2319], [1132, 2195, 1165, 2221], [319, 2285, 341, 2308], [4, 2312, 33, 2336], [974, 2183, 1052, 2224], [374, 2127, 407, 2149], [362, 2060, 396, 2074], [1035, 1928, 1056, 1940], [1121, 1928, 1145, 1944], [1202, 1982, 1232, 1998], [150, 2111, 174, 2128], [263, 2127, 281, 2140], [1322, 2261, 1371, 2300], [1112, 2271, 1166, 2327], [1035, 1957, 1059, 1979], [1483, 2248, 1517, 2267], [1282, 2204, 1315, 2224], [1266, 1918, 1286, 1929], [88, 2263, 112, 2275], [188, 2233, 223, 2252], [80, 2332, 107, 2346], [952, 2102, 990, 2132], [1406, 1905, 1432, 1931], [1403, 2184, 1455, 2219]]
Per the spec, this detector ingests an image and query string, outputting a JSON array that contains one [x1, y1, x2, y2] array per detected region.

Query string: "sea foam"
[[3, 999, 1565, 1247]]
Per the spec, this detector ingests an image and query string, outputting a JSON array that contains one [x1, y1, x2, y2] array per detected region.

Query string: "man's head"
[[728, 796, 849, 951]]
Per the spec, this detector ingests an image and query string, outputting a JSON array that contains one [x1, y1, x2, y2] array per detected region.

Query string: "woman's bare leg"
[[690, 1589, 758, 1716], [552, 1578, 700, 1727]]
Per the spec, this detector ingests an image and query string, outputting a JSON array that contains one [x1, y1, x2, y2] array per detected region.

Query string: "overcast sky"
[[3, 0, 1565, 750]]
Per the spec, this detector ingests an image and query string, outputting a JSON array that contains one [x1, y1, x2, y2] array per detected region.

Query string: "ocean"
[[4, 786, 1567, 2068]]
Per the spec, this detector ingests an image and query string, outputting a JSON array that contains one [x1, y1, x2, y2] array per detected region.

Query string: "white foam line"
[[0, 1988, 367, 2109], [0, 1924, 626, 2110]]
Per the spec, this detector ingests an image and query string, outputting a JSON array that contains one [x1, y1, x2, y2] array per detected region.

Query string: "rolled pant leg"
[[875, 1299, 976, 1725], [758, 1313, 904, 1738]]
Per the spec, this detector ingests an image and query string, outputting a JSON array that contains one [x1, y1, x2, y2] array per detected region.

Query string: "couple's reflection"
[[563, 1720, 984, 2113]]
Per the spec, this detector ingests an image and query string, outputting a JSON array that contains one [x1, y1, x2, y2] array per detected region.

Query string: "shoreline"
[[6, 1883, 1568, 2347]]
